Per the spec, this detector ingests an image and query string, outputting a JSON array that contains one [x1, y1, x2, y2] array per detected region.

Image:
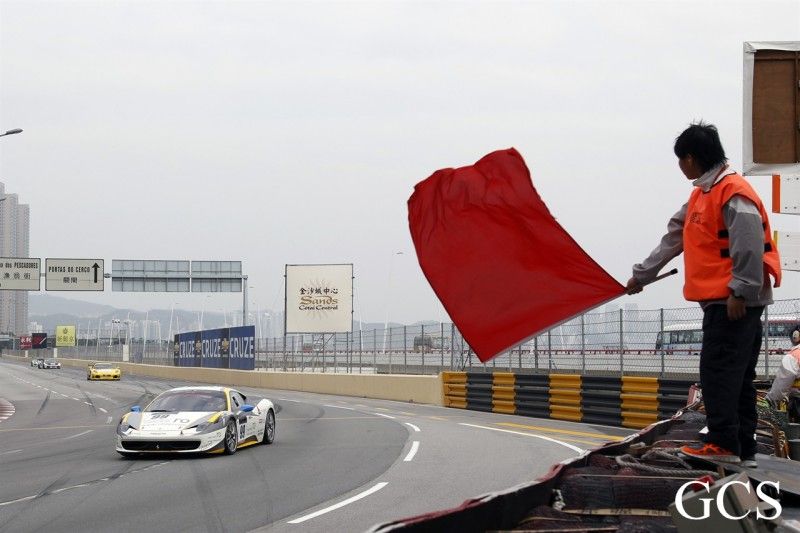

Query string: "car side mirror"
[[131, 406, 141, 412], [240, 404, 254, 413]]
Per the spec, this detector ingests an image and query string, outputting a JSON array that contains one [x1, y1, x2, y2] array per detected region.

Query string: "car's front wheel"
[[223, 420, 238, 455], [261, 409, 275, 445]]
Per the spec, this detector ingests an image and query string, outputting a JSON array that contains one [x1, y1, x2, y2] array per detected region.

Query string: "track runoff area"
[[0, 357, 632, 533]]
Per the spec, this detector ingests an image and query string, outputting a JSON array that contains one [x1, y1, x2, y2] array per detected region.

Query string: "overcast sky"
[[0, 0, 798, 325]]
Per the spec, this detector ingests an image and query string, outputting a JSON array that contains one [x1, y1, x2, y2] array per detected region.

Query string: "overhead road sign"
[[112, 259, 190, 292], [0, 257, 40, 290], [191, 261, 242, 292], [45, 258, 104, 291]]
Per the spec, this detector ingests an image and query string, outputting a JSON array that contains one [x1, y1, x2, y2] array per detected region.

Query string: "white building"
[[0, 183, 31, 335]]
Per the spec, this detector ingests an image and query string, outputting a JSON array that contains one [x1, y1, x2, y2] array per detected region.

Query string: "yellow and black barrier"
[[581, 376, 622, 426], [442, 371, 695, 430], [549, 374, 582, 422], [442, 371, 467, 409], [514, 373, 550, 418]]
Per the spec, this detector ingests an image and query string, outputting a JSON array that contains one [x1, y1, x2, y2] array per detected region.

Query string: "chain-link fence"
[[18, 298, 800, 379]]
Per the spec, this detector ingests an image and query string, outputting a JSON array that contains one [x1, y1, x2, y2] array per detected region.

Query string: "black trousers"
[[699, 304, 763, 457]]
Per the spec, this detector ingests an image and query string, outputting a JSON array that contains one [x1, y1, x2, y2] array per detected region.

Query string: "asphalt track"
[[0, 358, 633, 533]]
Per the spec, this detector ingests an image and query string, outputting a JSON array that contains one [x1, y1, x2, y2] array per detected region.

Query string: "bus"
[[655, 315, 799, 354], [413, 334, 447, 353]]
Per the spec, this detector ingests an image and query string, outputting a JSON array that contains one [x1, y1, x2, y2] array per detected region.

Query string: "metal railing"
[[19, 299, 800, 379]]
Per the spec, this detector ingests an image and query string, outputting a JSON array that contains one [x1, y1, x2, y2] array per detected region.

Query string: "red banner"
[[408, 148, 625, 362]]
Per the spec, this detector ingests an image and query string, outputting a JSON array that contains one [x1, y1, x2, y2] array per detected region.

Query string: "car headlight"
[[188, 414, 224, 434]]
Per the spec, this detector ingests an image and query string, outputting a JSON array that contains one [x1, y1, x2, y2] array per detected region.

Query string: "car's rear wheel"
[[261, 409, 275, 445], [223, 420, 238, 455]]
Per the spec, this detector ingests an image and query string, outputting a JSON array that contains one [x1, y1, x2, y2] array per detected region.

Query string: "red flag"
[[408, 148, 625, 362]]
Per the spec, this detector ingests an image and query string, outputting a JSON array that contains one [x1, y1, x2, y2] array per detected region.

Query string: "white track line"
[[404, 423, 420, 432], [372, 412, 395, 419], [403, 441, 420, 462], [287, 482, 388, 524], [323, 404, 355, 411], [459, 423, 584, 454], [63, 430, 93, 440], [0, 449, 22, 455]]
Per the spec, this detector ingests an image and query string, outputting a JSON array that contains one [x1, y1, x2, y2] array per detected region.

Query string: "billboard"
[[55, 325, 76, 347], [32, 333, 47, 349], [285, 264, 353, 334], [20, 335, 32, 349], [173, 326, 254, 370]]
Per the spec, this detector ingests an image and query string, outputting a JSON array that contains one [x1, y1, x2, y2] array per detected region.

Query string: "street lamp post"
[[382, 252, 404, 356]]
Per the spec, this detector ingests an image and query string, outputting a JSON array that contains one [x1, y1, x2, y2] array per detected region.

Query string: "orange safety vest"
[[683, 172, 782, 301]]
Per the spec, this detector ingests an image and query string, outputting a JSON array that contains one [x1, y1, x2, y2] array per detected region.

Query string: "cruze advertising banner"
[[173, 326, 254, 370], [285, 264, 353, 334], [228, 326, 255, 370]]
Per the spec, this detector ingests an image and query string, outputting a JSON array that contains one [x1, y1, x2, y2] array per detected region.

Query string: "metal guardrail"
[[22, 298, 800, 379]]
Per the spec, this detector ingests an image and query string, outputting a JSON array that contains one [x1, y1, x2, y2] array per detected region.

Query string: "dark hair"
[[673, 122, 727, 173]]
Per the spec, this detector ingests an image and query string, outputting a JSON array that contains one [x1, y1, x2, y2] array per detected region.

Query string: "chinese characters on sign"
[[0, 258, 41, 290], [55, 325, 76, 347], [285, 264, 353, 334]]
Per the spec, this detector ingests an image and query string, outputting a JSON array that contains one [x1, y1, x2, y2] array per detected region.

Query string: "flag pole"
[[638, 268, 678, 288]]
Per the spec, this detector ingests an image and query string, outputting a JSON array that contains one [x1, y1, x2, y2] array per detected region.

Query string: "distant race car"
[[116, 386, 275, 456], [30, 357, 44, 367], [39, 358, 61, 369], [87, 362, 121, 380]]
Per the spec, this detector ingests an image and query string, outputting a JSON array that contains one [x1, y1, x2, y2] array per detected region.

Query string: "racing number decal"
[[239, 422, 246, 439]]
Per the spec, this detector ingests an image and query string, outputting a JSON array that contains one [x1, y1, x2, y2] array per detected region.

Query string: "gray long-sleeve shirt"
[[632, 163, 773, 307]]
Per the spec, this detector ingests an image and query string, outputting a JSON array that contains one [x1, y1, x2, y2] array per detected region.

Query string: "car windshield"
[[45, 359, 56, 363], [94, 363, 113, 369], [146, 391, 227, 413]]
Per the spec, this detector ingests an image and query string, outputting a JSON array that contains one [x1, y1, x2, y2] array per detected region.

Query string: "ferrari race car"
[[116, 386, 275, 456], [87, 362, 121, 380], [39, 358, 62, 369]]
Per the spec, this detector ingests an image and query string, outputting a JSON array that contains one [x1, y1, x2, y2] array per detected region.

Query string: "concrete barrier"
[[3, 354, 444, 406]]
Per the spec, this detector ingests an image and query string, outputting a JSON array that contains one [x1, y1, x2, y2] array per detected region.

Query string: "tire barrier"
[[466, 372, 494, 412], [581, 376, 622, 427], [442, 371, 467, 409], [492, 373, 516, 415], [441, 371, 695, 429], [514, 374, 549, 418]]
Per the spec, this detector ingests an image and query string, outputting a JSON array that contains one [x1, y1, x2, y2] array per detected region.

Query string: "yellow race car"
[[87, 362, 122, 381]]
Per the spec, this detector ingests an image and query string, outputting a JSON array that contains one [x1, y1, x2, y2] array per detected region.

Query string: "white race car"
[[116, 386, 275, 456]]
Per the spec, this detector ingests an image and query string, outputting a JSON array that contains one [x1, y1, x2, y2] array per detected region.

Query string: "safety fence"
[[25, 298, 800, 379], [442, 371, 695, 429]]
